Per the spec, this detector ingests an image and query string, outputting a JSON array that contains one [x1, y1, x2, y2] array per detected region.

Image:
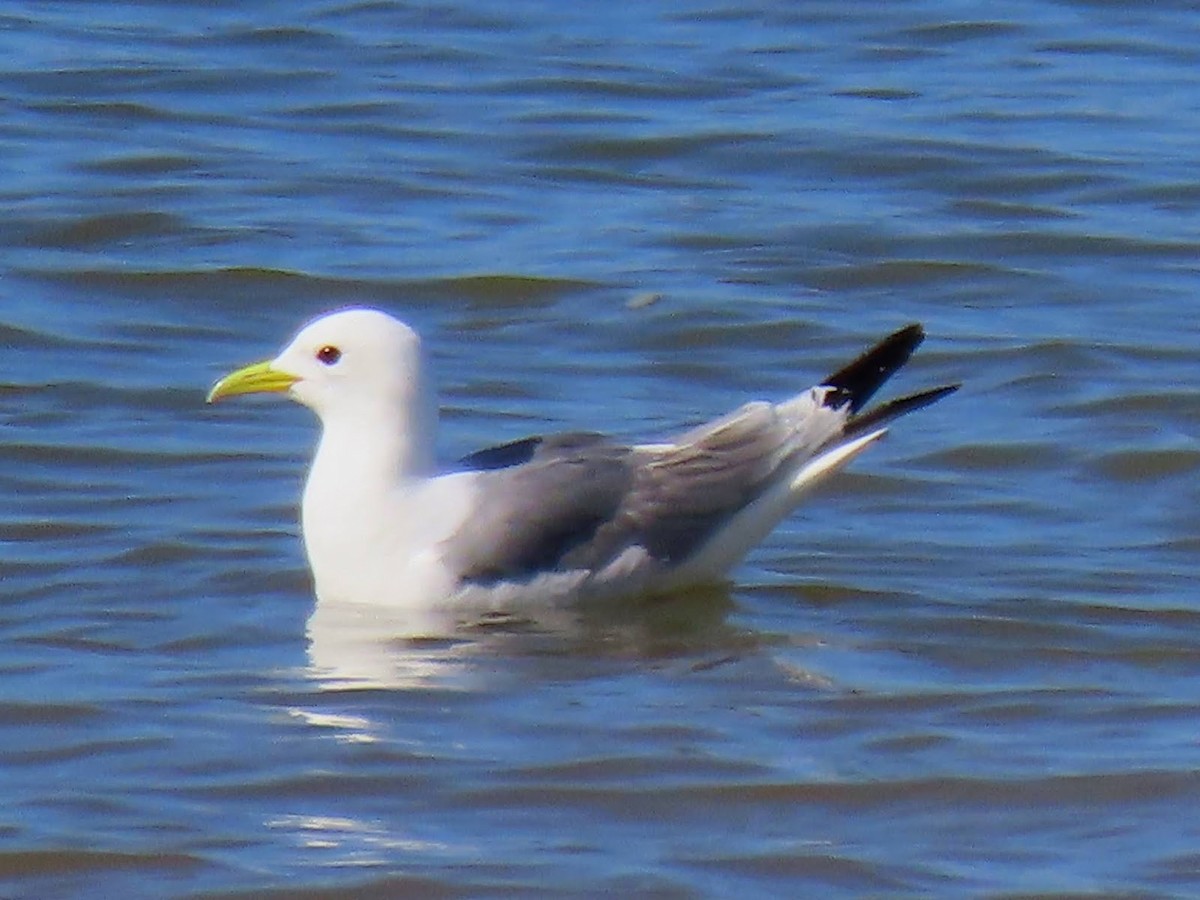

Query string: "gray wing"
[[444, 323, 960, 590], [445, 402, 808, 586], [445, 433, 635, 584], [457, 432, 607, 472], [569, 401, 802, 569]]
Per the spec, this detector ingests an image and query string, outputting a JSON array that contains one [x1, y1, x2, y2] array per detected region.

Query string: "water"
[[2, 1, 1199, 896]]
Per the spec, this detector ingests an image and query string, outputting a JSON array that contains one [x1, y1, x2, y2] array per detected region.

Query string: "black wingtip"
[[823, 323, 926, 413], [844, 382, 960, 438]]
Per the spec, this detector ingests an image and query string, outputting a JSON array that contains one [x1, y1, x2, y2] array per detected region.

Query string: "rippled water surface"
[[3, 2, 1200, 897]]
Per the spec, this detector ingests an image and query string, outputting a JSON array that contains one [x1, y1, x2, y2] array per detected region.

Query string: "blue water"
[[2, 2, 1199, 897]]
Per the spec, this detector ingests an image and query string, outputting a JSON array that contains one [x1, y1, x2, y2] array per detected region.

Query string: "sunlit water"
[[2, 2, 1199, 897]]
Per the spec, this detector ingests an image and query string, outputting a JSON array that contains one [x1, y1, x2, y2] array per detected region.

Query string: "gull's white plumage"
[[268, 310, 459, 604], [208, 307, 957, 613]]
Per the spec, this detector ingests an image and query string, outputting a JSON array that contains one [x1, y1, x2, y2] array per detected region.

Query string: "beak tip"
[[205, 360, 297, 407]]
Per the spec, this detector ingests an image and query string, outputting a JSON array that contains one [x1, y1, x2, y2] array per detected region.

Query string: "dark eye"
[[316, 345, 341, 366]]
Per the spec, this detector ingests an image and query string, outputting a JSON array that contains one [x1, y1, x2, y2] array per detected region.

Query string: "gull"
[[208, 309, 957, 612]]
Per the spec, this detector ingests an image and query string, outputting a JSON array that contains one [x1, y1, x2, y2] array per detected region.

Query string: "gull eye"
[[316, 345, 341, 366]]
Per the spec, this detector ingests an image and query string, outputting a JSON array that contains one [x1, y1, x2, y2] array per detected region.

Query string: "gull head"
[[207, 307, 428, 423]]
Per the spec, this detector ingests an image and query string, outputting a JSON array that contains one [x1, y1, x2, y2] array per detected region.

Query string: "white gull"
[[207, 308, 957, 614]]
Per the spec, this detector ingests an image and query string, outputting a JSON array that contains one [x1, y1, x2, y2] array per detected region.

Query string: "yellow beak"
[[206, 359, 300, 403]]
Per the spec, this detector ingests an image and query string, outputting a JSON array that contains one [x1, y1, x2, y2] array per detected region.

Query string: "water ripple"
[[1, 0, 1198, 896]]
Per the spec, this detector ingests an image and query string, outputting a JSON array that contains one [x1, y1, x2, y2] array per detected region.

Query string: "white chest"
[[300, 463, 478, 606]]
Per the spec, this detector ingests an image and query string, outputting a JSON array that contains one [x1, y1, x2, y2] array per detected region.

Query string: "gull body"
[[208, 308, 957, 612]]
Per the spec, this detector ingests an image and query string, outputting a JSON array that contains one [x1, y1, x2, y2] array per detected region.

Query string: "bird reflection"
[[303, 584, 743, 691]]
